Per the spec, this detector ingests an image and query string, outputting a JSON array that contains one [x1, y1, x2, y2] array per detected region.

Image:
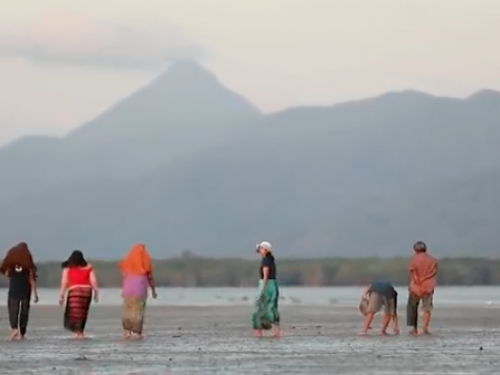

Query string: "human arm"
[[89, 267, 99, 302], [58, 268, 68, 305], [409, 266, 423, 296], [0, 258, 9, 277], [410, 268, 421, 284], [408, 257, 422, 288], [147, 272, 157, 298], [0, 260, 8, 276], [421, 261, 438, 281], [261, 267, 269, 294], [30, 270, 39, 303]]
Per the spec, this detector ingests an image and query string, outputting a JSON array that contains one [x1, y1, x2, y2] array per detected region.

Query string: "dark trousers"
[[406, 293, 419, 329], [8, 297, 31, 336]]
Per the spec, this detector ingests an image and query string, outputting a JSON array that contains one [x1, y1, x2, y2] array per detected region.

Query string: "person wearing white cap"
[[251, 241, 280, 337]]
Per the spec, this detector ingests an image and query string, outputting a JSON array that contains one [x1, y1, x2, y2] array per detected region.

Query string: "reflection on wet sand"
[[0, 305, 499, 374]]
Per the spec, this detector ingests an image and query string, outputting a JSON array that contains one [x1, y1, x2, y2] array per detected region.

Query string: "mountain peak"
[[126, 59, 261, 116], [65, 60, 261, 143], [165, 60, 215, 78], [152, 60, 220, 91]]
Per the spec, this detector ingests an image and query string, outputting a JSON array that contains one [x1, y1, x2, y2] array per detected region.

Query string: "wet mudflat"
[[0, 305, 499, 374]]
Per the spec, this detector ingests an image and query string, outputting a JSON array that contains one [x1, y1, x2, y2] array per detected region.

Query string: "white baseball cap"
[[255, 241, 272, 251]]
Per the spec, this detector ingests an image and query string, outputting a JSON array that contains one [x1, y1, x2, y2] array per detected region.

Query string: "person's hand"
[[414, 285, 423, 297], [33, 294, 39, 304], [58, 294, 65, 306], [152, 289, 158, 299], [93, 291, 99, 303], [410, 282, 423, 296]]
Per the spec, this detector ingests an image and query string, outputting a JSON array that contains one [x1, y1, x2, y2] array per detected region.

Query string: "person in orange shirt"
[[407, 241, 438, 335]]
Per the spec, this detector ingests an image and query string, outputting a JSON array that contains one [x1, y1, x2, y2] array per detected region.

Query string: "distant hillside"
[[0, 61, 261, 203], [0, 62, 500, 259]]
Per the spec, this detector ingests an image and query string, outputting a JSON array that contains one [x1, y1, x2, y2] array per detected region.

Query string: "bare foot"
[[74, 332, 85, 339], [272, 326, 281, 337], [409, 329, 418, 335], [9, 329, 20, 340], [380, 330, 388, 335], [123, 331, 132, 339], [421, 328, 431, 335], [359, 331, 368, 336], [253, 329, 263, 337], [393, 328, 400, 335], [135, 334, 143, 340]]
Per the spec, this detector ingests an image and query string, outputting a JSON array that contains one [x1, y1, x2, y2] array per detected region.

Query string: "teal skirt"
[[251, 279, 280, 330]]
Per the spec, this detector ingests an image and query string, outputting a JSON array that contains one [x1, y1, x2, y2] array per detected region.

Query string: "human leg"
[[251, 289, 266, 335], [406, 292, 420, 334], [64, 288, 92, 337], [269, 283, 280, 337], [252, 280, 278, 335], [121, 297, 133, 338], [421, 293, 434, 334], [122, 297, 146, 338], [362, 293, 382, 334], [392, 295, 399, 334], [7, 298, 21, 339], [380, 297, 392, 334], [18, 297, 31, 337], [381, 296, 398, 334]]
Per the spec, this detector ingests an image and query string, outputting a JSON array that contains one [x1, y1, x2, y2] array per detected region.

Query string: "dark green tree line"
[[1, 255, 499, 288]]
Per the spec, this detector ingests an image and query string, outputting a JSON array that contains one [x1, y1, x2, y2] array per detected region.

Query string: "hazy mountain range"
[[1, 61, 499, 259]]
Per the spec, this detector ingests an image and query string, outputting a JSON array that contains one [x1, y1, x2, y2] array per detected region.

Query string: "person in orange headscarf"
[[119, 244, 157, 339]]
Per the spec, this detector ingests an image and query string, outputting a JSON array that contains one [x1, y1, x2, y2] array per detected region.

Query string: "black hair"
[[61, 250, 88, 268]]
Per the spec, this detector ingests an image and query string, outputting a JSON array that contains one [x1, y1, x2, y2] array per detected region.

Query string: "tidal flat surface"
[[0, 305, 499, 374]]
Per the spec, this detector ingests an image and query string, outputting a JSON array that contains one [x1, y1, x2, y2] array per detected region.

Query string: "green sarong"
[[251, 279, 280, 330]]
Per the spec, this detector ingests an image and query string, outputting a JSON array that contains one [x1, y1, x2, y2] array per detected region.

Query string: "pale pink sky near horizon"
[[1, 0, 499, 145]]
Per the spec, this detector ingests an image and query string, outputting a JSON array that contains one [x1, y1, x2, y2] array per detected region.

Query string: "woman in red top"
[[59, 250, 99, 338]]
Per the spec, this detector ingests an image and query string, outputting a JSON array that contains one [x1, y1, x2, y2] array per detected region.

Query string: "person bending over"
[[360, 281, 399, 335]]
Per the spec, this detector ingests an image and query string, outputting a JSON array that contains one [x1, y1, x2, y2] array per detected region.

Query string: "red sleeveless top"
[[67, 266, 92, 287]]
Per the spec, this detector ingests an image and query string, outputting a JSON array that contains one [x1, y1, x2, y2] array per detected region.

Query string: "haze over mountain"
[[0, 61, 261, 202], [1, 61, 499, 259]]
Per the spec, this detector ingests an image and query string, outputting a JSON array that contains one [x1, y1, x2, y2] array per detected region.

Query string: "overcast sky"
[[0, 0, 499, 144]]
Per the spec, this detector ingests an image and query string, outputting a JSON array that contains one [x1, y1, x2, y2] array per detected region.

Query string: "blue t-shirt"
[[368, 281, 397, 299]]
